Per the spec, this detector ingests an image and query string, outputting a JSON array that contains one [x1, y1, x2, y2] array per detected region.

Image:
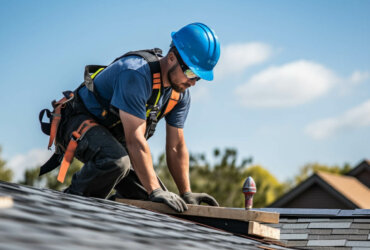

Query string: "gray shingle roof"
[[260, 208, 370, 249], [0, 181, 289, 250]]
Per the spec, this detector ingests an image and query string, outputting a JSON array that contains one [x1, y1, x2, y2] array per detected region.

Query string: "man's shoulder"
[[181, 89, 191, 103], [114, 55, 151, 76]]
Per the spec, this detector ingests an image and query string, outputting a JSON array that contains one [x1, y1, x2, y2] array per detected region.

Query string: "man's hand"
[[149, 188, 188, 213], [181, 192, 219, 206]]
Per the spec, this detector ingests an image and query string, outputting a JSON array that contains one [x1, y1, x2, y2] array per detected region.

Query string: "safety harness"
[[39, 48, 180, 183], [82, 48, 180, 139]]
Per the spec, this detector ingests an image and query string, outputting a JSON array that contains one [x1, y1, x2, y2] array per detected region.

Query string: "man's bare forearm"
[[166, 142, 191, 195], [126, 138, 161, 194], [120, 110, 160, 194]]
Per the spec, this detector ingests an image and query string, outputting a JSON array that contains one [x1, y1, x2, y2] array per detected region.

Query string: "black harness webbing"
[[39, 153, 64, 176], [82, 48, 168, 139]]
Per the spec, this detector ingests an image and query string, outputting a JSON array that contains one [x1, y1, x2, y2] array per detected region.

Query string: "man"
[[42, 23, 221, 213]]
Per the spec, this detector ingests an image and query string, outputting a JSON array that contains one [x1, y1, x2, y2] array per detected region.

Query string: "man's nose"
[[188, 79, 197, 86]]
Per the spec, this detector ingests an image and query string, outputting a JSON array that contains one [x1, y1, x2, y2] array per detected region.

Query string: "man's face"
[[167, 62, 197, 93]]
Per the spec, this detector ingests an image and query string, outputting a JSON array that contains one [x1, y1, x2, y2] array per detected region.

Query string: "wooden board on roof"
[[248, 221, 280, 240], [116, 198, 279, 224]]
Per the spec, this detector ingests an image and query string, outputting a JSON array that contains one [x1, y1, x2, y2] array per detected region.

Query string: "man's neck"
[[159, 56, 170, 88]]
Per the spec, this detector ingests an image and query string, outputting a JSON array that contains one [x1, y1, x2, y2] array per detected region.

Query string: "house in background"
[[265, 160, 370, 248], [347, 159, 370, 188], [269, 159, 370, 209]]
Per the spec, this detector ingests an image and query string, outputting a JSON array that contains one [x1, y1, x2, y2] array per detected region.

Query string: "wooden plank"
[[248, 221, 280, 240], [0, 196, 13, 209], [116, 198, 279, 224]]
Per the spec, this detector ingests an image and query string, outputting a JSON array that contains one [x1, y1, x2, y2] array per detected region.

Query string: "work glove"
[[149, 188, 188, 213], [181, 192, 219, 206]]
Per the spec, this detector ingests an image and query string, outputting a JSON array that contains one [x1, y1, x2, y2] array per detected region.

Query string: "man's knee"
[[113, 156, 131, 177]]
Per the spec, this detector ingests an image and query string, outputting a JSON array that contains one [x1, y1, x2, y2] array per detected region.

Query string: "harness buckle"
[[148, 105, 159, 121], [145, 105, 160, 139], [71, 131, 81, 142]]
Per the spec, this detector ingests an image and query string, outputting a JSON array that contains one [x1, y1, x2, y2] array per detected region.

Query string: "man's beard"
[[167, 63, 189, 93]]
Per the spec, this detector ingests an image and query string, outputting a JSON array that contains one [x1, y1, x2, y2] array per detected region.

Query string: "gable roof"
[[317, 172, 370, 208], [0, 181, 288, 250], [269, 171, 370, 209], [347, 159, 370, 176]]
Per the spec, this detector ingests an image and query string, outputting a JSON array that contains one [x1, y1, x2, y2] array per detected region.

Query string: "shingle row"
[[268, 217, 370, 249]]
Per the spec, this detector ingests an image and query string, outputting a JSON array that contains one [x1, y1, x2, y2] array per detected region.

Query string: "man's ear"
[[168, 51, 176, 62]]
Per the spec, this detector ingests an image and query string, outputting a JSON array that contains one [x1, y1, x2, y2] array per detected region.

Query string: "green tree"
[[155, 148, 285, 208], [19, 158, 83, 190], [0, 147, 13, 182], [244, 165, 288, 208], [154, 153, 178, 192], [293, 162, 352, 186], [193, 148, 252, 208]]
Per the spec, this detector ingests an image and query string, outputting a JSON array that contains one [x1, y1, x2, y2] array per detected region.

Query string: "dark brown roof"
[[347, 159, 370, 188], [347, 159, 370, 176]]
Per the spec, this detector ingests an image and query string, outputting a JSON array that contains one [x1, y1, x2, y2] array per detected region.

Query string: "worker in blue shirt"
[[40, 23, 221, 213]]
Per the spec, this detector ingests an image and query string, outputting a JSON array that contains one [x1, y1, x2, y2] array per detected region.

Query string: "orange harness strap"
[[57, 119, 98, 183], [48, 93, 75, 149], [163, 91, 180, 116]]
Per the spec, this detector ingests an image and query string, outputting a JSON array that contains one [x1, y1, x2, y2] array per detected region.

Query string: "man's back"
[[78, 55, 191, 128]]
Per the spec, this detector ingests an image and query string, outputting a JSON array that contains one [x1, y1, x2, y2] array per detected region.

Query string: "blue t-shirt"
[[78, 55, 190, 128]]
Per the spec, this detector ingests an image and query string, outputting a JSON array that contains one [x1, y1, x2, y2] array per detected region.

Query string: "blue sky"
[[1, 0, 369, 182]]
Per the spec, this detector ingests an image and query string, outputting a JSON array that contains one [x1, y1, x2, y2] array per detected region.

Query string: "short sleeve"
[[111, 69, 151, 120], [165, 89, 191, 128]]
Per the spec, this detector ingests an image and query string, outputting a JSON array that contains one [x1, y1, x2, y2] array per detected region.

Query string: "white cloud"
[[336, 70, 369, 96], [8, 148, 53, 182], [305, 99, 370, 140], [348, 70, 369, 84], [235, 60, 339, 107], [215, 42, 273, 78]]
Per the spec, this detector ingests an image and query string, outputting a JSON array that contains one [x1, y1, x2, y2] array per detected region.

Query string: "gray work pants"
[[57, 95, 163, 200]]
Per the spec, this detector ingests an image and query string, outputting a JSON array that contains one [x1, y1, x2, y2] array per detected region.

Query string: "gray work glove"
[[149, 188, 188, 213], [181, 192, 219, 206]]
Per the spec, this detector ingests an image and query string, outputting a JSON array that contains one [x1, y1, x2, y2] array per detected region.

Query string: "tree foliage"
[[18, 158, 83, 190], [244, 165, 289, 208], [292, 162, 351, 186], [0, 147, 13, 182], [155, 148, 287, 208]]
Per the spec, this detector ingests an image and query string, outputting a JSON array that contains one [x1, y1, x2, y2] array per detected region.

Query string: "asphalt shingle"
[[307, 239, 347, 247], [0, 181, 288, 250], [346, 241, 370, 247], [280, 233, 308, 240], [308, 222, 352, 229]]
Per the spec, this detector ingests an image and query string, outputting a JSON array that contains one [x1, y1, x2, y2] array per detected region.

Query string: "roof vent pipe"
[[242, 176, 257, 210]]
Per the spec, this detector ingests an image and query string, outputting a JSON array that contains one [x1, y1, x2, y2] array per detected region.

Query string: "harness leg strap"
[[39, 153, 63, 176], [57, 119, 98, 183]]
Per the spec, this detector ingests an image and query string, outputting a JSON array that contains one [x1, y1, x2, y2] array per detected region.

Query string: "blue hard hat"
[[171, 23, 220, 81]]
